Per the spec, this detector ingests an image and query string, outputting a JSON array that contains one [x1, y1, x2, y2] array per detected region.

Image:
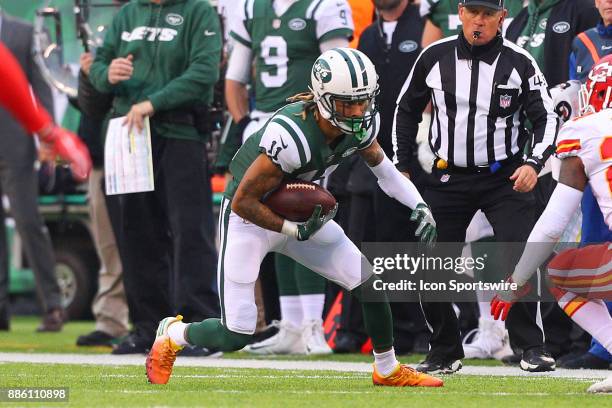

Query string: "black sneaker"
[[179, 345, 223, 358], [416, 357, 462, 374], [555, 350, 584, 366], [333, 332, 366, 354], [520, 348, 556, 372], [560, 352, 611, 369], [111, 332, 151, 355], [76, 330, 116, 347]]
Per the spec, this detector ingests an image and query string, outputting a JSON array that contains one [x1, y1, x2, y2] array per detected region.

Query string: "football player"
[[225, 0, 354, 355], [0, 42, 91, 181], [490, 56, 612, 393], [146, 48, 442, 387]]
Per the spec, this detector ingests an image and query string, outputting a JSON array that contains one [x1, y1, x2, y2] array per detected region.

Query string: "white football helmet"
[[310, 48, 379, 139], [550, 80, 581, 123]]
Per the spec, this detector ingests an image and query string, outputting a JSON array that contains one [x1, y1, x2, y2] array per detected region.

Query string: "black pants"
[[118, 136, 219, 339], [422, 161, 543, 360], [0, 161, 61, 313]]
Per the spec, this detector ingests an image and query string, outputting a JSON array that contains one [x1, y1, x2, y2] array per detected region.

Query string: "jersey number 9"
[[261, 36, 289, 88]]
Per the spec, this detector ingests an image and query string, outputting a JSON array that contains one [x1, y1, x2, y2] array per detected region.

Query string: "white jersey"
[[556, 108, 612, 228]]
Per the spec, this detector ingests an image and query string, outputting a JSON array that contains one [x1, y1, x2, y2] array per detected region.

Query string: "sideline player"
[[0, 42, 91, 181], [491, 56, 612, 393], [146, 48, 441, 387]]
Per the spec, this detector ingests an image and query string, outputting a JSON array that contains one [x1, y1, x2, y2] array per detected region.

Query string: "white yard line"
[[0, 352, 608, 379]]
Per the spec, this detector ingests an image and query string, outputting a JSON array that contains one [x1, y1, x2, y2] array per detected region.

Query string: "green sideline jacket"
[[89, 0, 222, 142]]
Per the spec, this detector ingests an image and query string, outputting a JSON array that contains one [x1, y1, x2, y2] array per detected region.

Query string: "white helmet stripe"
[[350, 49, 368, 87], [333, 48, 359, 88]]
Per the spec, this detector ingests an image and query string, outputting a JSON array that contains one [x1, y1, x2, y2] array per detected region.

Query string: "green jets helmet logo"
[[313, 59, 332, 84]]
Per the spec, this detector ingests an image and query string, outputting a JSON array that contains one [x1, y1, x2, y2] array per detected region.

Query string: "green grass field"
[[0, 317, 609, 407]]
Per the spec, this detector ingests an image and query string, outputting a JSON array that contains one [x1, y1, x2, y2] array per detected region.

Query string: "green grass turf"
[[0, 317, 503, 365], [0, 317, 607, 406], [0, 363, 607, 407]]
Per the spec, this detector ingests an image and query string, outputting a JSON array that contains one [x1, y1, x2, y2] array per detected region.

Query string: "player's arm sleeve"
[[522, 55, 559, 172], [368, 154, 425, 210], [229, 0, 252, 48], [226, 41, 253, 84], [511, 182, 583, 286], [0, 42, 52, 133], [147, 4, 221, 111], [313, 0, 354, 43], [259, 117, 312, 173], [392, 51, 432, 172]]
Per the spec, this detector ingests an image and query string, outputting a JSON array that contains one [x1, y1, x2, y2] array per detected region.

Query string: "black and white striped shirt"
[[392, 32, 558, 172]]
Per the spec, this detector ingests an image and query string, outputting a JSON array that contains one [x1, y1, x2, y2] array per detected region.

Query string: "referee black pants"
[[422, 161, 543, 360]]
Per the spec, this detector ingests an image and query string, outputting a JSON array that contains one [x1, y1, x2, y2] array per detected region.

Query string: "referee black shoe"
[[76, 330, 116, 347], [416, 357, 462, 374], [179, 345, 223, 358], [520, 348, 556, 372]]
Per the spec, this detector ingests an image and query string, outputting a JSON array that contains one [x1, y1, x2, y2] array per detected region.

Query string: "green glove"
[[410, 203, 437, 244], [297, 204, 338, 241]]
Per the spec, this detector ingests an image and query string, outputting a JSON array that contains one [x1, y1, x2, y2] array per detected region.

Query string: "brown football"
[[263, 180, 337, 222]]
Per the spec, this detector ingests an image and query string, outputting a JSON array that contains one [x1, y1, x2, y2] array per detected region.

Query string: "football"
[[263, 180, 337, 222]]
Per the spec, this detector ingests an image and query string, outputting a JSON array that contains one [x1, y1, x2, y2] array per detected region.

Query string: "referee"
[[393, 0, 558, 373]]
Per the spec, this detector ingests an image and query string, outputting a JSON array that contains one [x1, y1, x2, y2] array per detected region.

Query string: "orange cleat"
[[372, 363, 444, 387], [146, 315, 185, 384]]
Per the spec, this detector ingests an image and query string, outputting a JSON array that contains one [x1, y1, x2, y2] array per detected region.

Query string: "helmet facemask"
[[316, 88, 379, 140]]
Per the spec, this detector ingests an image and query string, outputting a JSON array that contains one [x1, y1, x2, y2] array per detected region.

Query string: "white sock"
[[167, 321, 190, 346], [374, 347, 399, 377], [280, 296, 303, 328], [558, 293, 612, 354], [300, 294, 325, 323]]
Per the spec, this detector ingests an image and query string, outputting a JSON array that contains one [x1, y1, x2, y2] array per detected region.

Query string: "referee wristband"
[[524, 156, 544, 173], [281, 220, 299, 238]]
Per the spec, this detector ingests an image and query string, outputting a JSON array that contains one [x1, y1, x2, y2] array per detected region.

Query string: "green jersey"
[[419, 0, 524, 38], [89, 0, 222, 142], [225, 101, 379, 199], [230, 0, 353, 113], [515, 0, 561, 70]]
